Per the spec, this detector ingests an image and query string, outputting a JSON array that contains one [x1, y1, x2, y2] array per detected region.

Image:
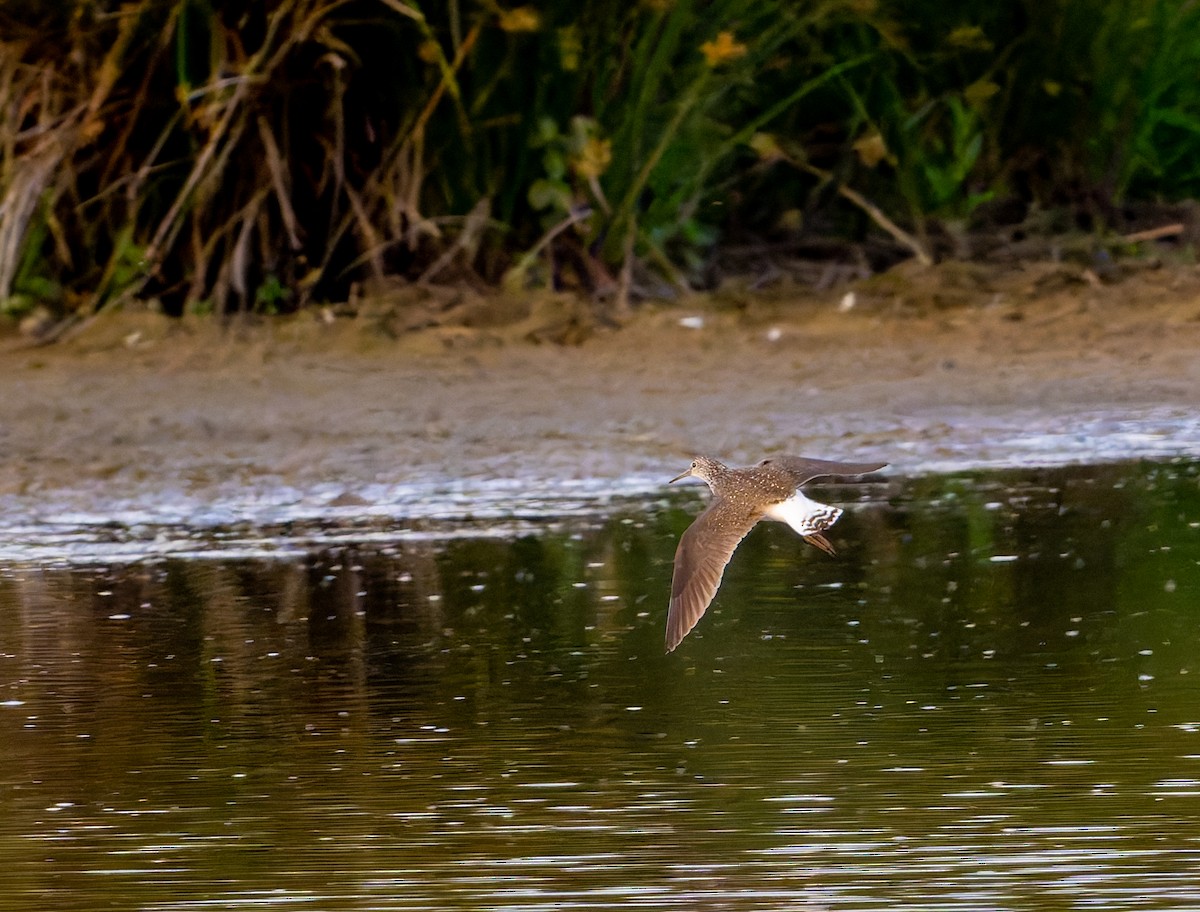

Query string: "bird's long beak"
[[669, 468, 692, 484]]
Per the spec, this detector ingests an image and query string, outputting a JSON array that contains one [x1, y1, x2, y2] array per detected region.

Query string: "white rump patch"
[[763, 491, 842, 536]]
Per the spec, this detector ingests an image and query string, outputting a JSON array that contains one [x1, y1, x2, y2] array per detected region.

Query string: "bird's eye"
[[760, 458, 772, 465]]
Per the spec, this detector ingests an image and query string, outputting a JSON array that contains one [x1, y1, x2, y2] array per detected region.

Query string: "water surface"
[[2, 460, 1199, 910]]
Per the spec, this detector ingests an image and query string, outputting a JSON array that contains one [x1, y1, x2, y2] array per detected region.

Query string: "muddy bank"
[[2, 262, 1200, 540]]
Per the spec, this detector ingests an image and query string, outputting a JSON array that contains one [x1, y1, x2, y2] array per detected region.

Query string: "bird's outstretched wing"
[[764, 456, 887, 485], [666, 498, 761, 652]]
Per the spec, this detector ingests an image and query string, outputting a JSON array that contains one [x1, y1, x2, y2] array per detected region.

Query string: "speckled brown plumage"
[[666, 455, 886, 652]]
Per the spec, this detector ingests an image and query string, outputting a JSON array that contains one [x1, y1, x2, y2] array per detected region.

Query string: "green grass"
[[1, 0, 1199, 324]]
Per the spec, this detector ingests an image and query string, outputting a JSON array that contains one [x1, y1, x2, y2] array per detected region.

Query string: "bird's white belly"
[[763, 491, 842, 535]]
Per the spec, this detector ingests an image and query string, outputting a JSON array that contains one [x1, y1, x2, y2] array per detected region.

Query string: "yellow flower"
[[749, 133, 783, 161], [946, 24, 992, 52], [498, 6, 540, 32], [700, 31, 746, 67], [852, 131, 891, 168], [571, 136, 612, 180], [963, 79, 999, 108]]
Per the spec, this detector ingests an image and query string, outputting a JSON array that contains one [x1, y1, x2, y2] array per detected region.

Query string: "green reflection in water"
[[0, 460, 1198, 911]]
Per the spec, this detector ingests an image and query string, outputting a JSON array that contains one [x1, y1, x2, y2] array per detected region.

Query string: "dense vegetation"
[[2, 0, 1199, 320]]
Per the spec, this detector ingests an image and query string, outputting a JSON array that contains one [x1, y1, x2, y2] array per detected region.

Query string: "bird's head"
[[670, 455, 726, 484]]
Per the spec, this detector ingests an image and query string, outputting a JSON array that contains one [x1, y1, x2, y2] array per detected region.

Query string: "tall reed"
[[1, 0, 1198, 324]]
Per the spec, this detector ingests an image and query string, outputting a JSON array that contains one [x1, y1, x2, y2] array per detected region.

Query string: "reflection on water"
[[1, 460, 1199, 911]]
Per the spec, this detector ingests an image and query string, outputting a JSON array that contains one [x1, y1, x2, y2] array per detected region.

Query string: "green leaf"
[[528, 178, 572, 213]]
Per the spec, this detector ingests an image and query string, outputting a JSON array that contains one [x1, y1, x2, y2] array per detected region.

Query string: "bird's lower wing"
[[666, 500, 761, 652]]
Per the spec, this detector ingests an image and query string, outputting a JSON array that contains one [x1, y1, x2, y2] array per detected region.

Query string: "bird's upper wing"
[[768, 456, 887, 485], [666, 498, 761, 652]]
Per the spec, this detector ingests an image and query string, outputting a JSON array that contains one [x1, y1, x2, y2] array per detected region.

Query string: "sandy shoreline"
[[3, 264, 1200, 539]]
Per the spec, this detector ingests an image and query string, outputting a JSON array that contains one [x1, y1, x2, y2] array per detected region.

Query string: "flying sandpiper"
[[666, 454, 886, 652]]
